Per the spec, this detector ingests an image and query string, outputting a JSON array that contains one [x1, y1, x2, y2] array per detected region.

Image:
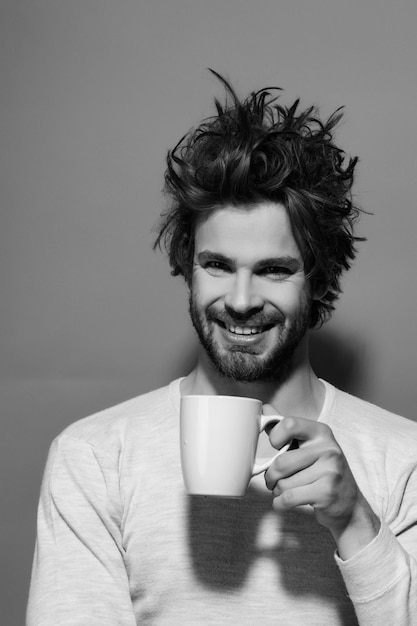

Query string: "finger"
[[272, 482, 320, 511], [264, 447, 319, 490], [272, 464, 323, 495], [268, 416, 331, 450], [272, 473, 350, 513]]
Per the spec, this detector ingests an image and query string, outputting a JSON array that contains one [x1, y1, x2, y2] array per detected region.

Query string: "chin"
[[208, 345, 294, 384]]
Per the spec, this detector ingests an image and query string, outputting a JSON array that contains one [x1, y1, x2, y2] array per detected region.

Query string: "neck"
[[180, 337, 325, 421]]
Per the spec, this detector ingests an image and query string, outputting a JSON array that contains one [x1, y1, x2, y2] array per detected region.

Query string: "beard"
[[188, 292, 311, 383]]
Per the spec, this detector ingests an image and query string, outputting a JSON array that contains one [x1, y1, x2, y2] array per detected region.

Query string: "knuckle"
[[324, 447, 344, 471], [323, 446, 341, 461], [317, 422, 330, 435], [281, 489, 294, 507], [283, 417, 296, 431], [316, 422, 332, 441]]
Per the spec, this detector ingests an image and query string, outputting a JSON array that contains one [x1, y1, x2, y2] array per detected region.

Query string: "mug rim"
[[181, 394, 261, 404]]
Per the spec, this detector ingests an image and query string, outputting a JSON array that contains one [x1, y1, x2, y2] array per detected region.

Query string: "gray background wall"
[[2, 1, 416, 623]]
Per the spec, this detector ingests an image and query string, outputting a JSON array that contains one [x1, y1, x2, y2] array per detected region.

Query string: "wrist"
[[331, 495, 381, 561]]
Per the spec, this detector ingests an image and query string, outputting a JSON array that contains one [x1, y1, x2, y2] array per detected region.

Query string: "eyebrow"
[[196, 251, 234, 265], [196, 250, 302, 271]]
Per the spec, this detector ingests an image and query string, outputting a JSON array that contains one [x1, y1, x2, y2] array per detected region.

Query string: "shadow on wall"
[[310, 327, 368, 397]]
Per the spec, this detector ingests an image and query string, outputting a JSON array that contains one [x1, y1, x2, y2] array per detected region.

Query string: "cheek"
[[191, 272, 229, 305], [268, 283, 307, 314]]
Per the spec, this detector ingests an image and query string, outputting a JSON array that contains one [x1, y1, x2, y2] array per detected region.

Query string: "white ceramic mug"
[[180, 395, 289, 497]]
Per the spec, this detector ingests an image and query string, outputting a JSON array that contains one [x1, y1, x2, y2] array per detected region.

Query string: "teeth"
[[228, 325, 264, 335]]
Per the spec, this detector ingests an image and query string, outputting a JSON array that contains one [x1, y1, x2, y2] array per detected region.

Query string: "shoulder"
[[322, 383, 417, 516], [328, 383, 417, 453], [54, 379, 182, 456], [323, 381, 417, 482], [38, 381, 182, 506]]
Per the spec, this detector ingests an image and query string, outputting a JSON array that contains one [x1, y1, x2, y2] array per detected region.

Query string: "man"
[[27, 72, 417, 625]]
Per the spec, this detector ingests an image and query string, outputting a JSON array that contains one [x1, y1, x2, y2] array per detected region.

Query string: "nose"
[[224, 272, 264, 317]]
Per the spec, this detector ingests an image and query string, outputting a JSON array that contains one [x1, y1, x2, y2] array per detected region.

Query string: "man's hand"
[[264, 411, 381, 559]]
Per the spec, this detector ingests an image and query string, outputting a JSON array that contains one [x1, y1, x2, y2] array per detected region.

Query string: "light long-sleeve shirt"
[[27, 379, 417, 625]]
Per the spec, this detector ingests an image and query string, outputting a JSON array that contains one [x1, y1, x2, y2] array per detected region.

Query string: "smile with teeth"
[[227, 324, 266, 335], [215, 319, 274, 335]]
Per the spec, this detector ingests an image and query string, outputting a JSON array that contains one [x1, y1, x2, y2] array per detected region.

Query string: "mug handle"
[[252, 413, 290, 476]]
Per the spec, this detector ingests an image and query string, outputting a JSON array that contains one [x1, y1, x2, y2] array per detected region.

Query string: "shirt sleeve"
[[26, 435, 137, 626], [335, 461, 417, 626]]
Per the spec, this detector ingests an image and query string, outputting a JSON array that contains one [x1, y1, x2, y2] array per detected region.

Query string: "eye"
[[203, 260, 232, 275], [260, 266, 292, 279]]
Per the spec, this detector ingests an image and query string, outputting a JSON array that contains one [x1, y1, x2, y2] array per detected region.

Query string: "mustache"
[[207, 306, 285, 326]]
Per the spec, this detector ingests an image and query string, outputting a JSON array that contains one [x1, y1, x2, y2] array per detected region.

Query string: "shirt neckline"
[[169, 376, 336, 424], [317, 378, 336, 425]]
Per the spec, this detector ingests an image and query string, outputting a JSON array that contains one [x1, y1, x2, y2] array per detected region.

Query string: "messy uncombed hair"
[[154, 70, 363, 327]]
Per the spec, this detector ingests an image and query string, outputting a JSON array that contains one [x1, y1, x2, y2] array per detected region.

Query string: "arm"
[[335, 517, 417, 625], [26, 435, 137, 626], [335, 459, 417, 625], [264, 415, 417, 625]]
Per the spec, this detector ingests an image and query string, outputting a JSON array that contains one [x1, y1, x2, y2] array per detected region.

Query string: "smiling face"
[[189, 202, 312, 382]]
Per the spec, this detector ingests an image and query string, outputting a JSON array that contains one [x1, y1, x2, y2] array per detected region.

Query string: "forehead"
[[194, 202, 302, 262]]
